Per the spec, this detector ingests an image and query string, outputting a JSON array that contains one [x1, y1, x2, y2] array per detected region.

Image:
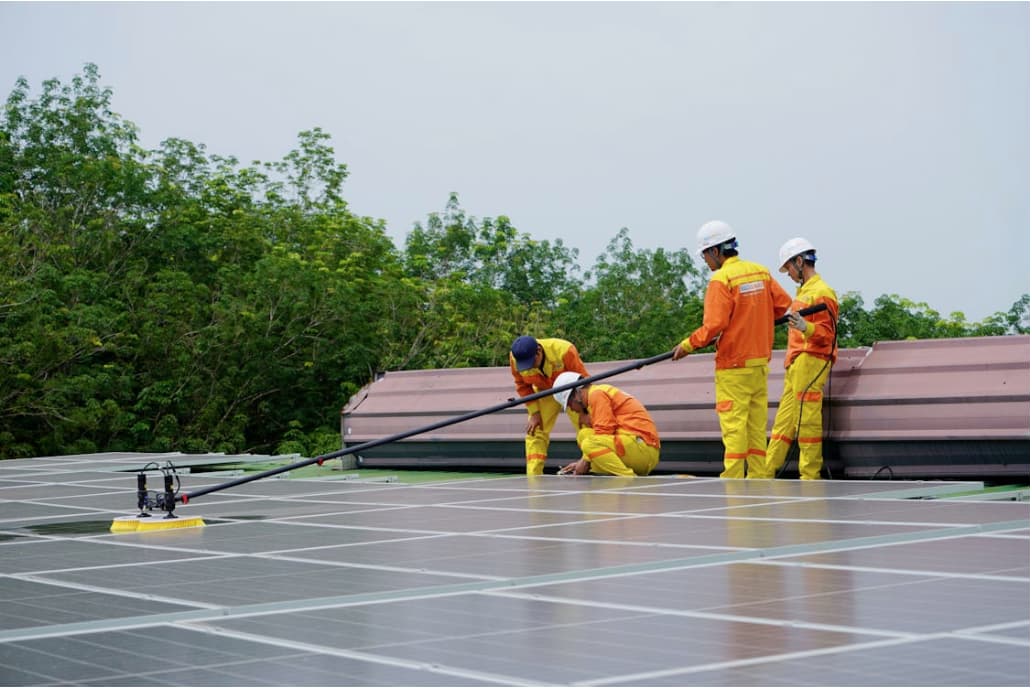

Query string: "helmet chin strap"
[[792, 257, 805, 285], [570, 386, 584, 411]]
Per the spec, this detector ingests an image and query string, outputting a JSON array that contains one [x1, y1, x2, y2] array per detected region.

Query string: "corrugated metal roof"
[[341, 335, 1030, 478], [827, 336, 1028, 439]]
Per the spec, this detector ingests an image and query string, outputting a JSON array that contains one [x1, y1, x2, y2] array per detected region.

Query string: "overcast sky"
[[2, 1, 1028, 321]]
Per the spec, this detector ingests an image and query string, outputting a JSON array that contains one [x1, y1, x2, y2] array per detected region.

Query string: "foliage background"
[[2, 67, 1027, 459]]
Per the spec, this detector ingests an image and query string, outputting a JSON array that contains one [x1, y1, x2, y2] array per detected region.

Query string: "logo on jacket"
[[740, 281, 763, 295]]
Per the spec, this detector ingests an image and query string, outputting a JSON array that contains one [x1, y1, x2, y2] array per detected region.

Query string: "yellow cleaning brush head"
[[110, 516, 205, 533]]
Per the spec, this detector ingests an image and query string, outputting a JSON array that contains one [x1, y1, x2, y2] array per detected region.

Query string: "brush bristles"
[[110, 517, 205, 533]]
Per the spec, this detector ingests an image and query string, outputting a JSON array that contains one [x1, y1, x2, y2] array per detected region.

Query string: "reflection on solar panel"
[[1, 453, 1028, 686]]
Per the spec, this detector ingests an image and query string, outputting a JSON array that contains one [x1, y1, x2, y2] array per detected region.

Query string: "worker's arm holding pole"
[[774, 302, 828, 326]]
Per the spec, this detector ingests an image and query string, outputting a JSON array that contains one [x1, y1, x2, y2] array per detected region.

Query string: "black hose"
[[774, 302, 837, 479], [775, 357, 831, 480], [872, 465, 895, 480]]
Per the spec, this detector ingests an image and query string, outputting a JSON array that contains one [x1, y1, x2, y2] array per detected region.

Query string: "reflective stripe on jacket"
[[586, 383, 660, 450], [785, 273, 839, 368], [510, 338, 590, 415], [684, 256, 793, 370]]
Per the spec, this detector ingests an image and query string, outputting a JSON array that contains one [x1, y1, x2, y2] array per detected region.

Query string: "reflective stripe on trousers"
[[576, 427, 659, 477], [763, 353, 831, 480], [526, 394, 581, 475], [714, 365, 769, 479]]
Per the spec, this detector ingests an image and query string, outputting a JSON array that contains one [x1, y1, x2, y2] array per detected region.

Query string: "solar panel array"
[[1, 453, 1028, 686]]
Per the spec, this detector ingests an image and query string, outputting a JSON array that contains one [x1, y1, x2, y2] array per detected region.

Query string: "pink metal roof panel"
[[341, 335, 1029, 448]]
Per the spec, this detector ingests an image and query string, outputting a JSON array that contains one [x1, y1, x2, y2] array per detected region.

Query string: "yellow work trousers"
[[714, 365, 769, 479], [761, 353, 831, 480], [526, 394, 581, 475], [576, 427, 660, 477]]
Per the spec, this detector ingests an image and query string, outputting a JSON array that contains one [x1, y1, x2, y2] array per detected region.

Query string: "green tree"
[[1002, 294, 1030, 335], [404, 192, 581, 307], [835, 292, 1029, 348], [557, 228, 705, 360], [393, 194, 583, 370], [0, 65, 151, 457], [0, 66, 403, 458]]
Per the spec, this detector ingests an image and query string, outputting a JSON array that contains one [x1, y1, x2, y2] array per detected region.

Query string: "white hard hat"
[[778, 237, 817, 272], [553, 371, 583, 411], [696, 220, 736, 257]]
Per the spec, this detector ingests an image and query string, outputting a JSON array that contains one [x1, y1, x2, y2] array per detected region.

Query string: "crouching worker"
[[553, 371, 660, 477], [510, 335, 590, 475]]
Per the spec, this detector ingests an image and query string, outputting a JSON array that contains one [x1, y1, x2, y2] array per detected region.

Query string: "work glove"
[[786, 311, 807, 332]]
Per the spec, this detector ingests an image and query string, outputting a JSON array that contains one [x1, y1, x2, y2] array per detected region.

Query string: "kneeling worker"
[[553, 372, 660, 477]]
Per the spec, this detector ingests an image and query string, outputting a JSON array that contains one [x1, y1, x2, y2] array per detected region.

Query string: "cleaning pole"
[[179, 349, 676, 506]]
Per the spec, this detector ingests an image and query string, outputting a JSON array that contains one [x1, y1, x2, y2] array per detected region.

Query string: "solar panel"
[[0, 453, 1027, 686]]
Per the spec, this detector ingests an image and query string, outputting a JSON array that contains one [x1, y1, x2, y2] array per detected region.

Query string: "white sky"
[[2, 1, 1029, 321]]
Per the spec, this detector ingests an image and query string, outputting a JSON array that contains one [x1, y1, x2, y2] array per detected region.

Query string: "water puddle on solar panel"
[[24, 520, 115, 535]]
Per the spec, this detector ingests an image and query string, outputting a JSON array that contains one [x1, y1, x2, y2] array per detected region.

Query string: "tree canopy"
[[1, 66, 1027, 459]]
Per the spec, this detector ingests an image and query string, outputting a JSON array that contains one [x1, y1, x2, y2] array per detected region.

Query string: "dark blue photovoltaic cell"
[[0, 453, 1027, 686]]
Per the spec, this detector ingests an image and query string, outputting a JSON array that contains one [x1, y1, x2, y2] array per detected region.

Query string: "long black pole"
[[181, 303, 828, 504], [181, 349, 674, 503]]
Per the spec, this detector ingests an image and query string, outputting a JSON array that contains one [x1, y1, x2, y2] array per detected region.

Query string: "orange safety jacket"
[[682, 256, 793, 370], [784, 273, 839, 368], [585, 383, 660, 452], [510, 338, 590, 416]]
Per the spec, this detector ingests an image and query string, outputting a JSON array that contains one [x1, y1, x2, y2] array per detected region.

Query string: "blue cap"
[[511, 336, 539, 371]]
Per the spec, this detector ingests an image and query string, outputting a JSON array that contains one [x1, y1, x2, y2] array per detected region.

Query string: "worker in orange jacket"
[[552, 372, 660, 477], [755, 238, 839, 480], [672, 221, 792, 479], [509, 336, 590, 475]]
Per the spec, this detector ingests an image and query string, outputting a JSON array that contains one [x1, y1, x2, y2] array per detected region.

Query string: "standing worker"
[[553, 372, 660, 477], [672, 220, 792, 479], [510, 336, 590, 475], [755, 238, 839, 480]]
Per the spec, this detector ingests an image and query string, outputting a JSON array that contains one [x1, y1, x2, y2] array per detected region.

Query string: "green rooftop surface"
[[191, 457, 1028, 499], [191, 458, 506, 484]]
